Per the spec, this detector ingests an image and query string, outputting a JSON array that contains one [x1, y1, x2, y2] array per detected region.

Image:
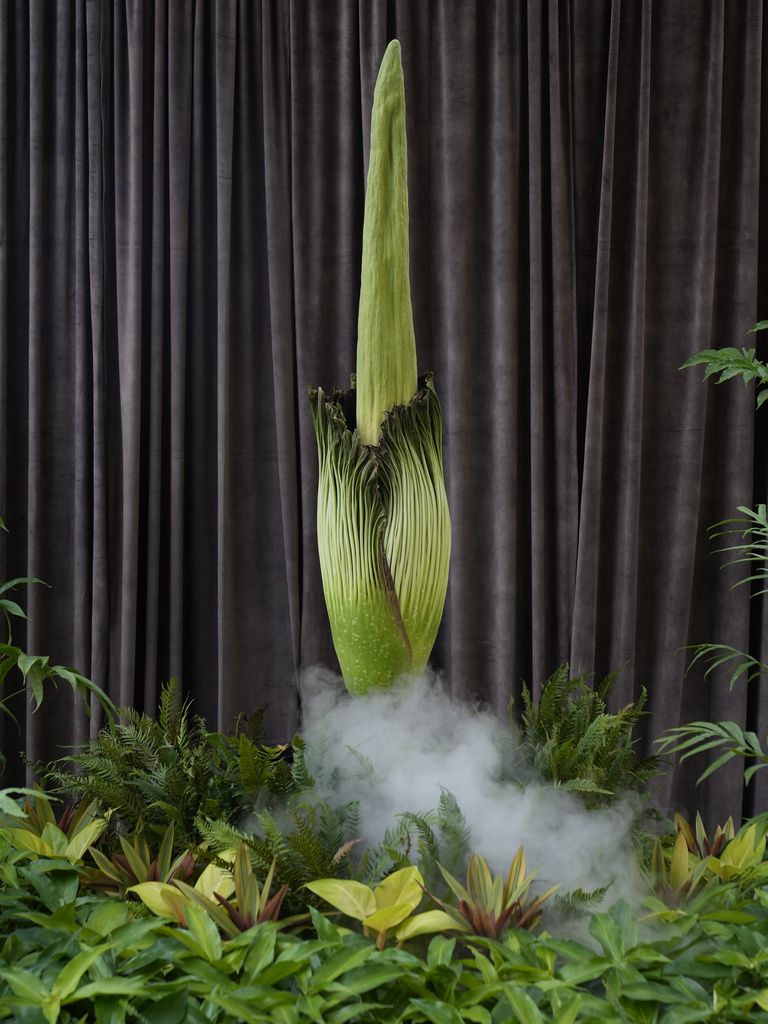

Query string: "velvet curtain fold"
[[1, 0, 766, 823]]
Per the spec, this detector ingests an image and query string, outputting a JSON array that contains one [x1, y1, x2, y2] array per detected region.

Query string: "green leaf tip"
[[356, 38, 417, 447]]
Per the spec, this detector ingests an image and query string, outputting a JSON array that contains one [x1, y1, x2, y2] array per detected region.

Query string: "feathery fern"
[[197, 798, 362, 914], [357, 788, 471, 890], [512, 665, 660, 807], [552, 884, 611, 920], [40, 680, 301, 849]]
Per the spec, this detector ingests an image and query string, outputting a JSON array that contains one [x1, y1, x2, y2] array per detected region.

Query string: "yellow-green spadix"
[[308, 40, 451, 694]]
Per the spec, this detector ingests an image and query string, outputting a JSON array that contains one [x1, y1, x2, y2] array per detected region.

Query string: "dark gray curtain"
[[1, 0, 767, 824]]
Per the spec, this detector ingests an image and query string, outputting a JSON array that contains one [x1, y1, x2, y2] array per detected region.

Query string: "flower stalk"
[[308, 40, 450, 693]]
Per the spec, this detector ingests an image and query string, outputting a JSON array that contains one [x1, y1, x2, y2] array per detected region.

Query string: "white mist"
[[298, 666, 647, 905]]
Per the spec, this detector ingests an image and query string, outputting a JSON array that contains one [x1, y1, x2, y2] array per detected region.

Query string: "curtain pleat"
[[1, 0, 767, 822]]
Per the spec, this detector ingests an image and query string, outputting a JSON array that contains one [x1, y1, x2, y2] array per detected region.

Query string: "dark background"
[[1, 0, 767, 824]]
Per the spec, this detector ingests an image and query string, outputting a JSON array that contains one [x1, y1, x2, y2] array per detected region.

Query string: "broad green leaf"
[[20, 860, 80, 908], [700, 909, 756, 924], [332, 962, 405, 995], [54, 946, 108, 1000], [16, 652, 37, 679], [669, 833, 692, 892], [0, 788, 42, 818], [461, 1010, 492, 1024], [41, 993, 60, 1024], [118, 834, 151, 882], [395, 910, 465, 942], [40, 822, 69, 855], [619, 982, 692, 1004], [65, 818, 107, 862], [93, 994, 128, 1024], [74, 977, 150, 1000], [0, 965, 46, 1001], [408, 999, 464, 1024], [329, 1002, 393, 1024], [204, 994, 275, 1023], [304, 879, 377, 921], [551, 997, 582, 1024], [502, 986, 545, 1024], [138, 990, 193, 1024], [128, 882, 179, 918], [0, 574, 44, 594], [169, 927, 215, 960], [183, 904, 222, 963], [243, 925, 278, 979], [27, 665, 45, 707], [427, 935, 456, 966], [373, 866, 423, 913], [0, 599, 26, 618], [308, 943, 373, 990], [6, 827, 54, 856], [364, 902, 413, 933], [589, 912, 624, 961], [195, 858, 235, 900], [309, 906, 342, 943], [558, 957, 612, 986], [297, 994, 325, 1024]]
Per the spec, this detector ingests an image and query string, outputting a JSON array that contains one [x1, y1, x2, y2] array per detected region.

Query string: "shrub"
[[40, 680, 299, 849], [511, 664, 660, 806]]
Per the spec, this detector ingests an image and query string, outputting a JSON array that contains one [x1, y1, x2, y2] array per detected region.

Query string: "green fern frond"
[[39, 681, 304, 851], [434, 789, 471, 877], [553, 884, 611, 920], [512, 665, 659, 808]]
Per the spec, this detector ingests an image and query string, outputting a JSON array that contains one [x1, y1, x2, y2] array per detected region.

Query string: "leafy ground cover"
[[4, 656, 768, 1023], [4, 328, 768, 1021]]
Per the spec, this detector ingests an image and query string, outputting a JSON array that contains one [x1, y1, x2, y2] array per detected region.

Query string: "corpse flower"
[[308, 40, 451, 694]]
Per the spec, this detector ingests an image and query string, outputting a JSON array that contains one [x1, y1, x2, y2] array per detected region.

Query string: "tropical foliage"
[[681, 321, 768, 406], [512, 664, 660, 806], [40, 679, 298, 848], [0, 517, 116, 769], [658, 330, 768, 786], [425, 849, 559, 938]]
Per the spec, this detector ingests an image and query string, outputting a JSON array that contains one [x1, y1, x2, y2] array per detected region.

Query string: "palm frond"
[[656, 720, 768, 785]]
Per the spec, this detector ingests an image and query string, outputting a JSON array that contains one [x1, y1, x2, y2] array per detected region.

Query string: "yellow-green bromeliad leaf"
[[308, 41, 450, 694]]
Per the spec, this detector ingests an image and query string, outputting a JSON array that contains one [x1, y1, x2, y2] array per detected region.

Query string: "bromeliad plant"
[[425, 850, 559, 938], [128, 851, 237, 927], [308, 41, 450, 693], [649, 815, 768, 906], [1, 796, 107, 866], [81, 822, 198, 894], [675, 810, 735, 859], [171, 847, 296, 938]]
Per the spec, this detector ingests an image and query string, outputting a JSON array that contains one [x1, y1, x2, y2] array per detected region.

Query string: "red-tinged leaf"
[[259, 884, 288, 923]]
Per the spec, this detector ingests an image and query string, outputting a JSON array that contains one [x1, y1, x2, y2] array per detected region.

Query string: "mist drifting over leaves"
[[299, 667, 646, 902]]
